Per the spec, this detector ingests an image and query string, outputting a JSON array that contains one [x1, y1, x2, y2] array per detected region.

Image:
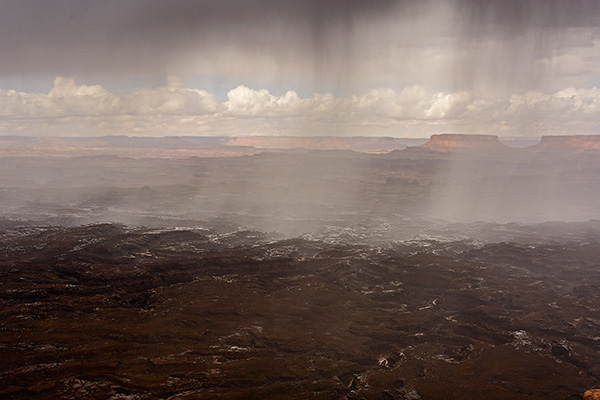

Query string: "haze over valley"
[[2, 1, 600, 399]]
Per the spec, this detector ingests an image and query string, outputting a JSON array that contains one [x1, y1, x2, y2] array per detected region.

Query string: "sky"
[[0, 0, 599, 138]]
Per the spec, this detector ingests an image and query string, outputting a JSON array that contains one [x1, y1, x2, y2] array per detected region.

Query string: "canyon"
[[1, 134, 600, 399]]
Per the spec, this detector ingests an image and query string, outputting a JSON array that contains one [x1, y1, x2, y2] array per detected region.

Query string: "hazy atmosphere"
[[3, 2, 600, 400]]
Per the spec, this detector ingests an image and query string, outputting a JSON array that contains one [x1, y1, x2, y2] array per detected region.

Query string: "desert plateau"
[[1, 135, 600, 399]]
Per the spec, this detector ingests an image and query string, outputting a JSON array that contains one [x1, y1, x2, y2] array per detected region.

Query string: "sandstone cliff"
[[533, 135, 600, 151], [422, 134, 509, 151]]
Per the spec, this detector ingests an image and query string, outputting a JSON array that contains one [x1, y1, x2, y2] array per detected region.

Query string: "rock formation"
[[583, 389, 600, 399], [421, 134, 509, 151], [532, 135, 600, 152]]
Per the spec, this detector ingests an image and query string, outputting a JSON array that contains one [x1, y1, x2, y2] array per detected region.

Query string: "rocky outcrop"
[[422, 134, 509, 151], [532, 135, 600, 152], [583, 389, 600, 399]]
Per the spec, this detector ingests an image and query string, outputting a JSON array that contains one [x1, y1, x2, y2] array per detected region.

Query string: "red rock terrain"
[[422, 134, 509, 151], [533, 135, 600, 152], [0, 135, 427, 158]]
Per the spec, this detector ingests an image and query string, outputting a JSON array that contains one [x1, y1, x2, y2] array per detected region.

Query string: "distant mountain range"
[[422, 134, 508, 150], [422, 134, 600, 153], [1, 134, 599, 157]]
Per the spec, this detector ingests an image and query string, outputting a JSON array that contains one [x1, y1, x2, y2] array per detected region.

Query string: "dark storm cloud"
[[458, 0, 600, 31], [0, 0, 598, 94], [454, 0, 600, 60], [0, 0, 396, 80], [445, 0, 600, 94]]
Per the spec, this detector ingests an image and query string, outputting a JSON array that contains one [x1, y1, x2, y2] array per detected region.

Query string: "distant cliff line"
[[1, 134, 600, 154], [421, 134, 600, 152]]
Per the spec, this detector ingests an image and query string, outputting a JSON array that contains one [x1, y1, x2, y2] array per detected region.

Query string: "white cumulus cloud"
[[0, 77, 598, 137]]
